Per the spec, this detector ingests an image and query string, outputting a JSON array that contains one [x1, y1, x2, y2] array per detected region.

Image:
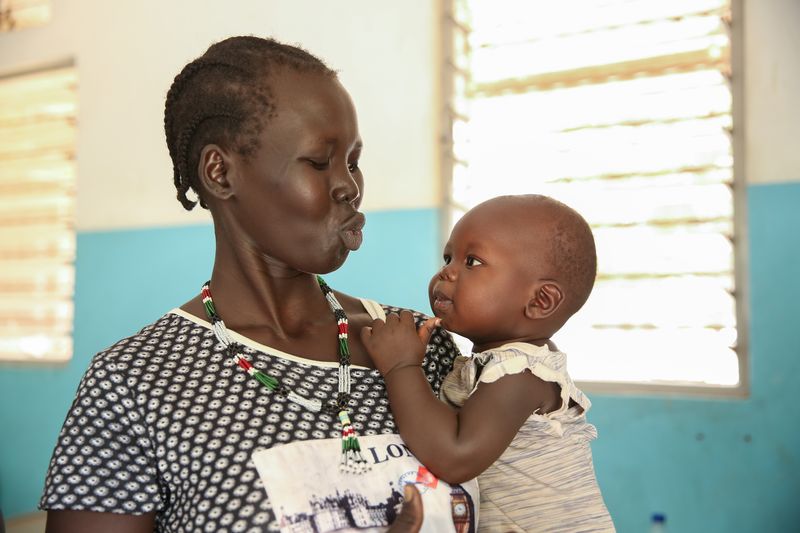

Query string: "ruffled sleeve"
[[439, 355, 474, 409], [439, 342, 592, 438]]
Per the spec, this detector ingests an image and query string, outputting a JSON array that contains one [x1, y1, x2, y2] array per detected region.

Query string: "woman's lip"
[[341, 228, 363, 251], [343, 212, 366, 232], [340, 212, 366, 251]]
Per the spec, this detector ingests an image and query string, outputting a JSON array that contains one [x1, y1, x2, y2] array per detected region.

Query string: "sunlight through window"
[[0, 65, 76, 362], [0, 0, 51, 32], [444, 0, 739, 388]]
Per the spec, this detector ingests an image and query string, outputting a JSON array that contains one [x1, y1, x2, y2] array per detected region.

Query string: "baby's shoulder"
[[476, 342, 565, 372]]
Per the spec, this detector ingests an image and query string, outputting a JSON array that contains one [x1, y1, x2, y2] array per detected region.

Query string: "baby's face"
[[428, 199, 555, 349]]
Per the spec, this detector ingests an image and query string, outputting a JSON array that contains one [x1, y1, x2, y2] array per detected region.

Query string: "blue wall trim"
[[1, 193, 798, 531]]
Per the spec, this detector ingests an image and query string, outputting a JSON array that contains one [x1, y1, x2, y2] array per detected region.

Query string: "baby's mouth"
[[431, 290, 453, 313]]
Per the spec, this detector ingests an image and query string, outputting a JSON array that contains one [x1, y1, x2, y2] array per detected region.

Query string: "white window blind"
[[0, 0, 51, 31], [443, 0, 742, 389], [0, 65, 76, 362]]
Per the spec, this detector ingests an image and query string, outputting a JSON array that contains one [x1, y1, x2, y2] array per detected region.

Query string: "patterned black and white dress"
[[40, 301, 461, 532]]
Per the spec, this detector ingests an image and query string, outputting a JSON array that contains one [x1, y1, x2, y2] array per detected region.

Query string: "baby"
[[362, 194, 615, 532]]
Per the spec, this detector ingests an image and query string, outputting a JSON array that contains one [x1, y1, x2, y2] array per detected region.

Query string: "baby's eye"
[[348, 161, 360, 173], [466, 256, 483, 267], [442, 255, 451, 265]]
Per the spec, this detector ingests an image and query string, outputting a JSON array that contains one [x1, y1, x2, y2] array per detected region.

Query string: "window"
[[0, 0, 51, 31], [442, 0, 744, 393], [0, 64, 77, 362]]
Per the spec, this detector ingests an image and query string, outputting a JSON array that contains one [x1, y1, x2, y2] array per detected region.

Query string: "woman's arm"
[[362, 312, 559, 484], [45, 510, 155, 533]]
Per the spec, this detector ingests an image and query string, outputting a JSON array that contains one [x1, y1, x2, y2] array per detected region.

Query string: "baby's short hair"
[[500, 194, 597, 316], [544, 197, 597, 315]]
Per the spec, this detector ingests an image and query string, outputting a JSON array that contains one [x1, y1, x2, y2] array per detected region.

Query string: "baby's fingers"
[[417, 317, 441, 346], [361, 325, 372, 341], [361, 318, 385, 346]]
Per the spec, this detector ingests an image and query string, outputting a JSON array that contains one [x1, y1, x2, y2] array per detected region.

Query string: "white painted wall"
[[743, 0, 800, 185], [1, 0, 797, 231], [0, 0, 442, 230]]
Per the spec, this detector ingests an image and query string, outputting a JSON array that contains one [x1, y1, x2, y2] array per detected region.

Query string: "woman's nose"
[[332, 165, 361, 206]]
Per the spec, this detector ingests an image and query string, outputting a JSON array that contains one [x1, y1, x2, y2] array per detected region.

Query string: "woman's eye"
[[348, 161, 360, 173], [308, 159, 329, 170], [466, 256, 483, 267]]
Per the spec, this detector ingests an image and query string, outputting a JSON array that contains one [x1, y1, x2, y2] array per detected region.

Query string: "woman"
[[40, 37, 469, 532]]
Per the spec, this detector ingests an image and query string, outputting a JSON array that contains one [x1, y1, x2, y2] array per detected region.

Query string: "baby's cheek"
[[427, 277, 437, 303]]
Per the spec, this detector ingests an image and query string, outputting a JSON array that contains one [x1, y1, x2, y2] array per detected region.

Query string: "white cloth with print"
[[440, 342, 615, 533]]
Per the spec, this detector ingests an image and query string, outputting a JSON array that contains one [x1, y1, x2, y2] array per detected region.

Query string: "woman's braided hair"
[[164, 36, 336, 210]]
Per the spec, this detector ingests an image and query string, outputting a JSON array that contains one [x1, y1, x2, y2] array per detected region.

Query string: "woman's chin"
[[312, 249, 352, 275]]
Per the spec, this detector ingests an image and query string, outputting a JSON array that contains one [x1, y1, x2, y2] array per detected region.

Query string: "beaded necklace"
[[201, 275, 369, 474]]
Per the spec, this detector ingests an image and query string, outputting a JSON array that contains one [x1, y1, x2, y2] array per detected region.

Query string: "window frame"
[[438, 0, 749, 397], [0, 58, 77, 365], [0, 0, 51, 32]]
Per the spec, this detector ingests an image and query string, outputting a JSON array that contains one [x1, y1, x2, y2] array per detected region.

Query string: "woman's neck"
[[177, 220, 329, 337], [179, 223, 375, 365], [210, 251, 331, 332]]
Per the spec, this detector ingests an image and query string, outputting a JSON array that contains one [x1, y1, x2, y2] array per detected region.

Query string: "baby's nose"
[[438, 264, 457, 281]]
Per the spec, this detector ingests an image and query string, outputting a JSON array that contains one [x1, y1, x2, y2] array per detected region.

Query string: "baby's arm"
[[362, 311, 559, 484]]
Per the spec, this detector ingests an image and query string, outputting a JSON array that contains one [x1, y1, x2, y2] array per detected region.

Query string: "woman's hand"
[[387, 484, 424, 532], [361, 311, 439, 378]]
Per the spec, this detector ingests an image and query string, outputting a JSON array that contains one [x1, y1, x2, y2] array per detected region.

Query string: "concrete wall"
[[0, 0, 442, 230]]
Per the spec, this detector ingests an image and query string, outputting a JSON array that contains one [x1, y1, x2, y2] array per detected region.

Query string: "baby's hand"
[[361, 311, 440, 378]]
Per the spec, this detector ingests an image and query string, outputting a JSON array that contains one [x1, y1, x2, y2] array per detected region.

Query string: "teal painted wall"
[[591, 182, 800, 532], [0, 208, 439, 519], [1, 192, 799, 532]]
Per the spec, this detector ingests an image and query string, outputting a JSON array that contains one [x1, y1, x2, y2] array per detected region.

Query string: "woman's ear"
[[525, 282, 564, 320], [198, 144, 235, 201]]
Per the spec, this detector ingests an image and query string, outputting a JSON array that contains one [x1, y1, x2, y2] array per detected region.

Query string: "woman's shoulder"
[[375, 303, 447, 344], [86, 311, 203, 373], [378, 303, 432, 320], [372, 302, 461, 391]]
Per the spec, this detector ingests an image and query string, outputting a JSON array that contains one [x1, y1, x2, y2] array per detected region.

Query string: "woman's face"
[[226, 70, 365, 275]]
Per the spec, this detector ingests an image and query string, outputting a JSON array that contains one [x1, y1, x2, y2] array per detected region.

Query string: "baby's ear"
[[525, 282, 564, 320]]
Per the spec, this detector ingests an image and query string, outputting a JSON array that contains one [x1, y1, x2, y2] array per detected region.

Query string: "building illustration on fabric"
[[253, 435, 480, 532], [449, 484, 476, 533], [278, 481, 477, 532], [279, 483, 404, 532]]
